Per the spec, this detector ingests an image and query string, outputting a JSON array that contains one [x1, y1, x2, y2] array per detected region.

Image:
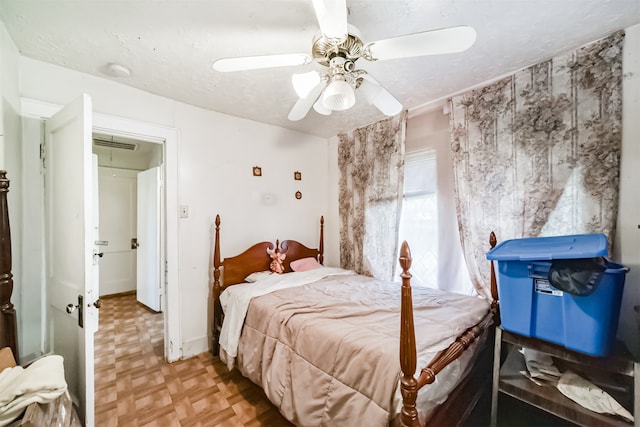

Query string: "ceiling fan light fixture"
[[313, 98, 332, 115], [218, 3, 478, 121], [322, 77, 355, 111], [292, 71, 321, 98]]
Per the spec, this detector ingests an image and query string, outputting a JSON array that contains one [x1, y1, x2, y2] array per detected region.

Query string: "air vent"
[[93, 138, 138, 151]]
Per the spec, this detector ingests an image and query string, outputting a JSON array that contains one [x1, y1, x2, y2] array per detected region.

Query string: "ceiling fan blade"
[[213, 53, 312, 72], [367, 26, 476, 61], [292, 70, 321, 98], [288, 80, 328, 121], [360, 75, 403, 116], [312, 0, 348, 41]]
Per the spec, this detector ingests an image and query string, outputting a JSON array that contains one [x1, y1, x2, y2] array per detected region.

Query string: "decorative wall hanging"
[[295, 191, 302, 200], [252, 166, 262, 176], [294, 171, 302, 181], [448, 31, 624, 298]]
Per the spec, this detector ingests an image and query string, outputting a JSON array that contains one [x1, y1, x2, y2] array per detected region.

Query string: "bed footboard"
[[399, 233, 499, 427]]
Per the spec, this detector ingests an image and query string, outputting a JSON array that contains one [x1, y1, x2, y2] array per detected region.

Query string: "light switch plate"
[[180, 205, 189, 218]]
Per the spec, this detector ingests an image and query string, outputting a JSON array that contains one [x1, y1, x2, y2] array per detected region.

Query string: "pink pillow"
[[290, 257, 322, 272]]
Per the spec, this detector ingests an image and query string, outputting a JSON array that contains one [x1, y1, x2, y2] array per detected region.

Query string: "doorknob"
[[66, 303, 78, 314], [93, 299, 102, 309]]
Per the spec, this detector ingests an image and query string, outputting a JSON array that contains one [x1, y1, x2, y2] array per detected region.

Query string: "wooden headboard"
[[211, 214, 324, 355]]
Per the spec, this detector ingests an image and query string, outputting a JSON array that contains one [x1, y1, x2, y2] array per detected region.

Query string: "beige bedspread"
[[235, 273, 490, 427]]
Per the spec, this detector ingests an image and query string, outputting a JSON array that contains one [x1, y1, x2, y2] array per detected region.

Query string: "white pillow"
[[244, 270, 273, 283]]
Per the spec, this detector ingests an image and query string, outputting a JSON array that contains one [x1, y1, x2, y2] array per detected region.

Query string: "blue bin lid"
[[486, 233, 608, 261]]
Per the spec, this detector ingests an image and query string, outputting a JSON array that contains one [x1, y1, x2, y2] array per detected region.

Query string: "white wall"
[[18, 57, 330, 358], [615, 23, 640, 357], [326, 136, 340, 268], [0, 19, 27, 360], [0, 18, 20, 169], [97, 167, 138, 296]]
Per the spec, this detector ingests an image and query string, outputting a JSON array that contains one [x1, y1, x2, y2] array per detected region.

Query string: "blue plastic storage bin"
[[486, 234, 628, 357]]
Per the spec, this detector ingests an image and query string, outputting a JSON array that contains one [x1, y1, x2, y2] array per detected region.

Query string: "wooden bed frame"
[[211, 214, 498, 427]]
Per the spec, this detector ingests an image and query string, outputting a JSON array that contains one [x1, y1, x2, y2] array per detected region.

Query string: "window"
[[397, 150, 438, 288]]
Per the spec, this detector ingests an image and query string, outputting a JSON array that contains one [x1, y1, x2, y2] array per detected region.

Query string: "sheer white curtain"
[[397, 150, 438, 288], [404, 112, 474, 295]]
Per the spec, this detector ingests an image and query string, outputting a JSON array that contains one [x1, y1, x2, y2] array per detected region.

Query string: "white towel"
[[522, 348, 561, 384], [556, 370, 634, 422], [0, 355, 68, 426]]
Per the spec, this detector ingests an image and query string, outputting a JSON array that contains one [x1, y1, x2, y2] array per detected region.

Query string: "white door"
[[98, 167, 137, 295], [44, 94, 98, 426], [137, 166, 162, 311]]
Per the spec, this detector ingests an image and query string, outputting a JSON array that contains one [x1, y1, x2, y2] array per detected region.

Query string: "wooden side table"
[[491, 326, 639, 427]]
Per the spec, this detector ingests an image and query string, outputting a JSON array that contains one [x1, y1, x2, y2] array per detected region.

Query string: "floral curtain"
[[338, 111, 407, 281], [448, 31, 624, 298]]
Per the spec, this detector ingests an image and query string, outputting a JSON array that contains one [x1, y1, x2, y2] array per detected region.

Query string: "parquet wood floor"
[[94, 293, 293, 427]]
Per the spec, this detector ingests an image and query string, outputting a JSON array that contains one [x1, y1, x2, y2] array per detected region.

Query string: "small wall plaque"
[[295, 191, 302, 200], [252, 166, 262, 176], [294, 171, 302, 181]]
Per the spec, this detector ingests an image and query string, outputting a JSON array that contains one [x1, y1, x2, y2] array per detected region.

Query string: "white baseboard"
[[180, 336, 209, 359]]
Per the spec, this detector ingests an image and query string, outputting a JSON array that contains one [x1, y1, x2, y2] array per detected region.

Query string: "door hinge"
[[40, 142, 46, 170], [78, 294, 84, 328], [40, 119, 46, 171]]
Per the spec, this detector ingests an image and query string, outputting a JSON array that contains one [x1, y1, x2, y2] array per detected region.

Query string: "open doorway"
[[92, 133, 164, 310], [21, 98, 180, 367]]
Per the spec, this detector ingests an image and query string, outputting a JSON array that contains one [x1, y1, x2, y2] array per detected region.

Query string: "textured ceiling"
[[1, 1, 639, 138]]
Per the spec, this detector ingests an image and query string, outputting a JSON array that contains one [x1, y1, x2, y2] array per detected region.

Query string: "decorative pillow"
[[244, 271, 272, 283], [290, 257, 322, 272]]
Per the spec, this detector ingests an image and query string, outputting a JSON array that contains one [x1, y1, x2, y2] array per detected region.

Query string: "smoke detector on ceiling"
[[104, 62, 131, 78]]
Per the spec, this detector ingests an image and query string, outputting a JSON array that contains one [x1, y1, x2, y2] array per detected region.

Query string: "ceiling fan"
[[212, 0, 476, 121]]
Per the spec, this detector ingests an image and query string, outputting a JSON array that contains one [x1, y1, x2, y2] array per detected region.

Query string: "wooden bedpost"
[[416, 232, 500, 388], [319, 216, 324, 265], [489, 231, 499, 311], [0, 171, 17, 362], [400, 232, 500, 426], [399, 241, 419, 427], [212, 214, 222, 356]]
